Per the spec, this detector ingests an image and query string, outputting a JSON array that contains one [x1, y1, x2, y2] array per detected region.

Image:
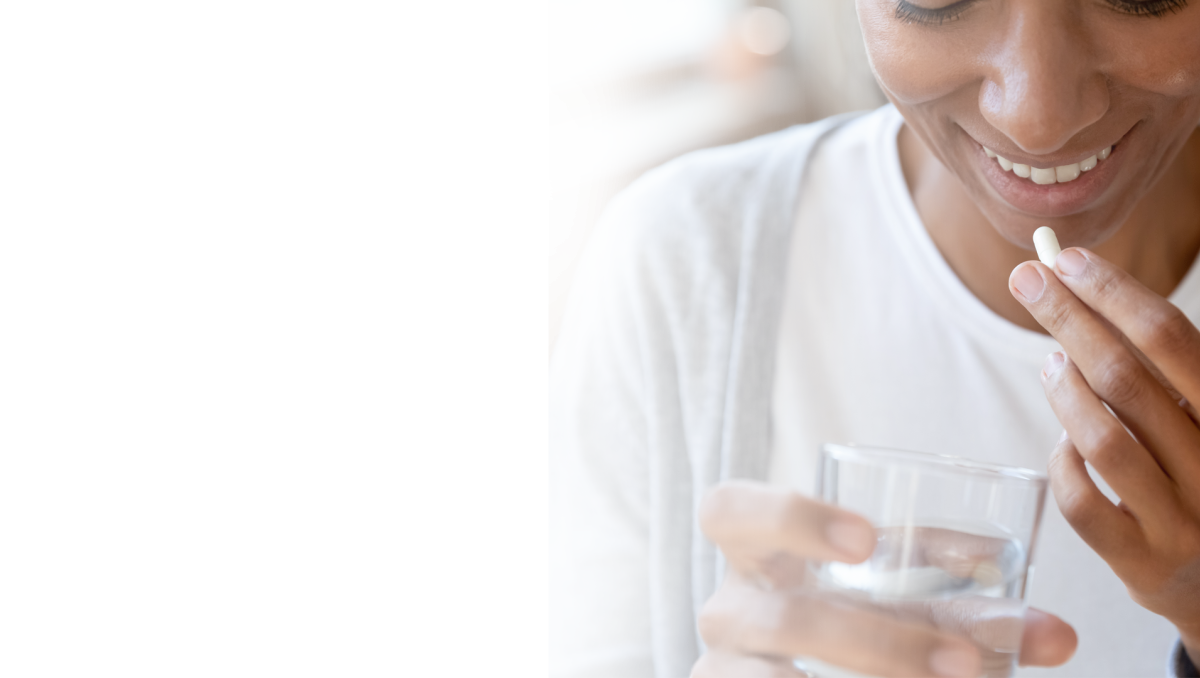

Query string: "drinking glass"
[[810, 443, 1048, 678]]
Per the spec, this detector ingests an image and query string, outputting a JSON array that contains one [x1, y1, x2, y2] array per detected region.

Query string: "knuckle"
[[1089, 266, 1126, 306], [1053, 481, 1102, 532], [1045, 447, 1084, 517], [1052, 488, 1087, 526], [1084, 424, 1133, 470], [1048, 434, 1073, 462], [1090, 357, 1145, 407], [1170, 522, 1200, 556], [1141, 305, 1197, 357], [1040, 295, 1074, 335], [1055, 491, 1089, 528]]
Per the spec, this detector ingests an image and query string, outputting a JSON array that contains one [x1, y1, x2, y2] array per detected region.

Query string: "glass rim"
[[820, 443, 1047, 485]]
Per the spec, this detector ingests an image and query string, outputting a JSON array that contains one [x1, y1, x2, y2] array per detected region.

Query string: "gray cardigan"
[[550, 113, 857, 677]]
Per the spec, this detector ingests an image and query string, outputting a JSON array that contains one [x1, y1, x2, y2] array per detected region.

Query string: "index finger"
[[1052, 247, 1200, 409], [1009, 258, 1200, 487], [699, 481, 877, 566]]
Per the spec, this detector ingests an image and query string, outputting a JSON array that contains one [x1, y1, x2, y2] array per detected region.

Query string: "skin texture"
[[862, 0, 1200, 333], [694, 0, 1200, 674]]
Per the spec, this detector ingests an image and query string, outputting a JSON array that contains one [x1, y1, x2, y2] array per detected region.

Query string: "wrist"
[[1176, 624, 1200, 666]]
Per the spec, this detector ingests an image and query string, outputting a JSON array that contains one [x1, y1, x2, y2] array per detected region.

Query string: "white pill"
[[1033, 226, 1061, 267]]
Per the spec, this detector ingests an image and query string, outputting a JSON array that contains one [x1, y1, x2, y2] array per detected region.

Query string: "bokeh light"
[[737, 6, 790, 56]]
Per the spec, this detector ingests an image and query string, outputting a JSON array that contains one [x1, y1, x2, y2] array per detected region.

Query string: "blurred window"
[[549, 0, 734, 88]]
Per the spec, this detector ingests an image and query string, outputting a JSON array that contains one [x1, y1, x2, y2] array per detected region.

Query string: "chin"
[[982, 203, 1132, 252]]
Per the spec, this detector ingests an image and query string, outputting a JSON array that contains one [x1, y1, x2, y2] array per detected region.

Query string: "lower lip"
[[977, 131, 1129, 217]]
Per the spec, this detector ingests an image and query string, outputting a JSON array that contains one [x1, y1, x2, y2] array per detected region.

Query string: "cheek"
[[857, 1, 981, 105], [1118, 59, 1200, 102], [1101, 17, 1200, 100]]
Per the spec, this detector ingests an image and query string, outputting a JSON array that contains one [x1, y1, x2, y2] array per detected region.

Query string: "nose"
[[978, 4, 1109, 156]]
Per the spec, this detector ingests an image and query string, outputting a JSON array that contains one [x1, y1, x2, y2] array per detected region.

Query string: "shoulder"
[[613, 113, 861, 236], [590, 108, 885, 287]]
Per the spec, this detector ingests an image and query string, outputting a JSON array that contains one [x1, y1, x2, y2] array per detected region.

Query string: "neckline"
[[870, 105, 1200, 363]]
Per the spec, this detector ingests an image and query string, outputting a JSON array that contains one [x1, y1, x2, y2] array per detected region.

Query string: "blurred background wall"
[[550, 0, 886, 350]]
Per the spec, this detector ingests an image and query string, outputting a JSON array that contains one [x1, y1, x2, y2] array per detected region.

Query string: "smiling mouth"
[[983, 144, 1113, 185]]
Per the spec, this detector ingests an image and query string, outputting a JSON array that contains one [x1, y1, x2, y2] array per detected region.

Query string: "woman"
[[550, 0, 1200, 675]]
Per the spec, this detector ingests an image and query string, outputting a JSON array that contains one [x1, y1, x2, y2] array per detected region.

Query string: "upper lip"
[[974, 126, 1132, 168]]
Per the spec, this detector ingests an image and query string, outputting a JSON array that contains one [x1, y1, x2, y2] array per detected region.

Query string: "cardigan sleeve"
[[549, 117, 844, 678], [549, 184, 658, 678], [1172, 640, 1200, 677]]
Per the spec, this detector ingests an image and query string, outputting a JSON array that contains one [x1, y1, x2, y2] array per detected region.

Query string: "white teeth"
[[992, 144, 1113, 183], [1055, 163, 1081, 183], [1030, 167, 1057, 185]]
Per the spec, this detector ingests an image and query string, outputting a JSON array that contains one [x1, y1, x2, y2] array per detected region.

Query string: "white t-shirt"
[[770, 105, 1200, 676]]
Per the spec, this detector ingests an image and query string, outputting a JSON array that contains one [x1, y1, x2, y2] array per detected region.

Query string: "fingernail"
[[1041, 351, 1065, 380], [1059, 429, 1069, 443], [930, 645, 981, 678], [1056, 248, 1087, 276], [1012, 264, 1046, 302], [826, 519, 875, 559]]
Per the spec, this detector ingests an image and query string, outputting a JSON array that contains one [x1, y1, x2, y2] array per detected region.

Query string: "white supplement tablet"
[[1033, 226, 1061, 267]]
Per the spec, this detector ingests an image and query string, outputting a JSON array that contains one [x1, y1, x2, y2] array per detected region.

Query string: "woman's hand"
[[1009, 247, 1200, 660], [691, 481, 1077, 677]]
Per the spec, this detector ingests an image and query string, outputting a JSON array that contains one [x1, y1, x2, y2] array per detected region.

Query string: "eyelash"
[[894, 0, 978, 25], [1106, 0, 1189, 16], [894, 0, 1190, 25]]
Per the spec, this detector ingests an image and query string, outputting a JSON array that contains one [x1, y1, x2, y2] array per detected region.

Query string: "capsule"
[[1033, 226, 1061, 268]]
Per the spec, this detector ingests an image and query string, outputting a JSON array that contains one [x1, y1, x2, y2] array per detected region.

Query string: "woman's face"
[[857, 0, 1200, 249]]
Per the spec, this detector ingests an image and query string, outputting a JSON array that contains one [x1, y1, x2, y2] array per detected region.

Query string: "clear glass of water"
[[812, 443, 1048, 678]]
